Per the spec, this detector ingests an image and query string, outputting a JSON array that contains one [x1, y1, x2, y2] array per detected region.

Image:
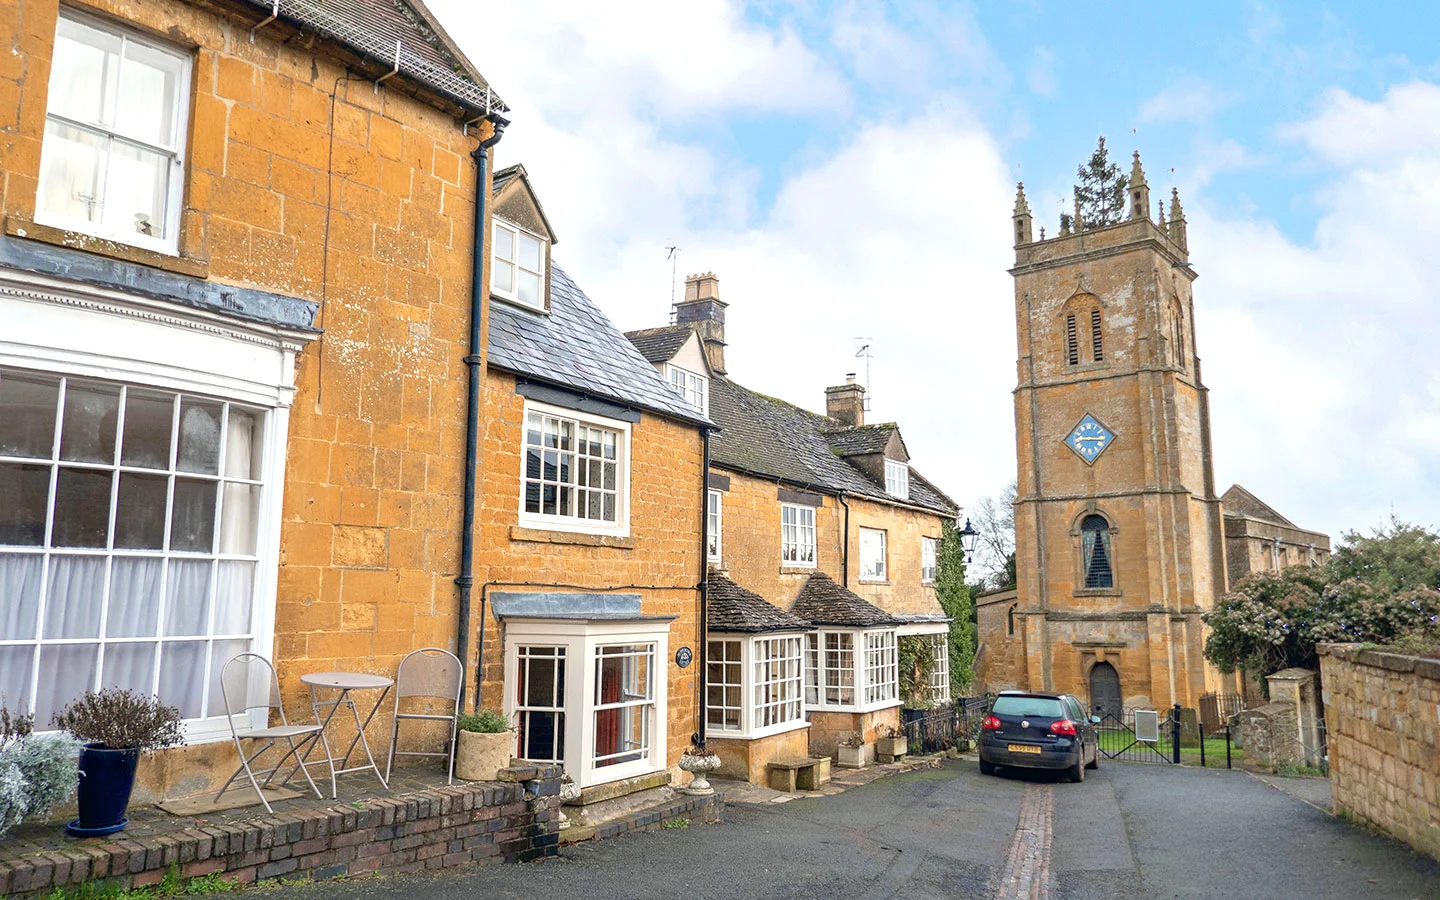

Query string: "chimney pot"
[[825, 376, 866, 427]]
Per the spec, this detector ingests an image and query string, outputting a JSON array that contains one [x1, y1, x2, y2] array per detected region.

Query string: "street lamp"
[[958, 518, 979, 562]]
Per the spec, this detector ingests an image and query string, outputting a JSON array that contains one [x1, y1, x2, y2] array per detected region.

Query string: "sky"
[[429, 0, 1440, 543]]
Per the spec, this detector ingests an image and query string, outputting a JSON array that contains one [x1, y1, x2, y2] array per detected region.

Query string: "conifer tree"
[[1073, 136, 1127, 228]]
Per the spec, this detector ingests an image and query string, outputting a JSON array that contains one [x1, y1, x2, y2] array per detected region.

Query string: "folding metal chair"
[[215, 653, 327, 813], [385, 648, 463, 784]]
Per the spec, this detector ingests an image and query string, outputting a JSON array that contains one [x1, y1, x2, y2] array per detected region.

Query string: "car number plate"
[[1007, 744, 1042, 754]]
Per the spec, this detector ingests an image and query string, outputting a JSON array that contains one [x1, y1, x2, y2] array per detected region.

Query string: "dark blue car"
[[978, 691, 1100, 782]]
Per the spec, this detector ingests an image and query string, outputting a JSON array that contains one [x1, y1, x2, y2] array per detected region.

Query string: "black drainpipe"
[[839, 492, 851, 587], [456, 115, 507, 714], [695, 428, 712, 748]]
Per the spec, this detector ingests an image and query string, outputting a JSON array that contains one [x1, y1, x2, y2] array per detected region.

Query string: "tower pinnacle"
[[1013, 182, 1034, 247], [1168, 188, 1187, 250], [1128, 151, 1150, 221]]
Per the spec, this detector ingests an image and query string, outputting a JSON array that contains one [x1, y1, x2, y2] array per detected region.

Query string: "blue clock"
[[1064, 414, 1115, 464]]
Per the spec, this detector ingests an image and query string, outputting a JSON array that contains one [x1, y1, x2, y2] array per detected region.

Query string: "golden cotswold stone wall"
[[1319, 643, 1440, 862], [0, 0, 489, 794], [475, 371, 706, 774]]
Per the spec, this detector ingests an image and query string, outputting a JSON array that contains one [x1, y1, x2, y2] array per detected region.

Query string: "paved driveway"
[[285, 761, 1440, 899]]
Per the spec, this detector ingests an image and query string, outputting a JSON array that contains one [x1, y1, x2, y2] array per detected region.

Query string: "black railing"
[[901, 696, 992, 755]]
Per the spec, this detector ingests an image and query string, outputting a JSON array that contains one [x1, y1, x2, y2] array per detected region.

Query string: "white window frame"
[[502, 617, 669, 788], [927, 633, 950, 704], [780, 503, 816, 567], [706, 489, 722, 562], [490, 219, 547, 310], [921, 536, 939, 584], [859, 527, 887, 582], [518, 400, 630, 537], [665, 364, 708, 415], [803, 627, 900, 713], [36, 9, 192, 255], [707, 632, 808, 740], [0, 268, 312, 745], [884, 460, 909, 500], [512, 644, 566, 765]]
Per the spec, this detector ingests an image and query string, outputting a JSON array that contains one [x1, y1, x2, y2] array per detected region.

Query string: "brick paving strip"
[[994, 783, 1053, 900]]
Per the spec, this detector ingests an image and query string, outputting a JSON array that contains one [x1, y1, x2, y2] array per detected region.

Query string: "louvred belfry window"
[[1066, 314, 1079, 366], [1091, 309, 1104, 361]]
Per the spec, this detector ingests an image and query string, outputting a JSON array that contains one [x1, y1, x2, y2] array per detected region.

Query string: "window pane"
[[38, 120, 108, 224], [160, 640, 205, 718], [60, 380, 120, 463], [101, 641, 155, 694], [163, 558, 211, 636], [518, 233, 541, 271], [492, 259, 514, 293], [113, 472, 167, 549], [119, 389, 172, 469], [206, 639, 248, 717], [219, 483, 259, 555], [0, 645, 35, 716], [42, 555, 106, 638], [100, 139, 169, 240], [213, 561, 253, 634], [169, 478, 216, 552], [493, 225, 514, 262], [225, 408, 263, 479], [115, 40, 183, 146], [0, 463, 51, 546], [52, 467, 112, 548], [34, 643, 97, 725], [176, 399, 222, 474], [0, 372, 60, 459], [0, 554, 43, 640], [49, 17, 120, 124], [517, 270, 540, 308], [105, 555, 162, 637]]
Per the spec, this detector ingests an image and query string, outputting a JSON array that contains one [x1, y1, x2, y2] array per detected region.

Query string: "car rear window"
[[992, 696, 1065, 718]]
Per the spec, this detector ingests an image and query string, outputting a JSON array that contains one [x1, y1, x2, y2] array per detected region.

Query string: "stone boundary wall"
[[1319, 643, 1440, 862], [0, 765, 563, 898]]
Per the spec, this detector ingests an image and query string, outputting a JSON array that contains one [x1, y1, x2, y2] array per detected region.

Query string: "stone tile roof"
[[1221, 484, 1296, 527], [790, 572, 898, 628], [492, 164, 522, 196], [707, 377, 957, 516], [487, 265, 711, 426], [707, 574, 813, 633], [624, 325, 695, 365], [821, 423, 898, 457]]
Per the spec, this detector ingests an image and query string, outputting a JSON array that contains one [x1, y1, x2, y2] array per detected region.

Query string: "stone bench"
[[767, 756, 832, 792]]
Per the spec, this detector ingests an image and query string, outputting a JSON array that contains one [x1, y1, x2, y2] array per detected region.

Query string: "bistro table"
[[300, 671, 394, 798]]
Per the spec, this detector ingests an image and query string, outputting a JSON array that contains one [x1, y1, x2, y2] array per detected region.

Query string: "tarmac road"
[[278, 760, 1440, 899]]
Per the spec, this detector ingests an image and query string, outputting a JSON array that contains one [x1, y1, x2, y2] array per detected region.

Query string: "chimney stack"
[[674, 272, 728, 375], [825, 374, 865, 427]]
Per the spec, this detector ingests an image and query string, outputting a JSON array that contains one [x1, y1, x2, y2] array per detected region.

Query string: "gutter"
[[455, 114, 507, 713], [697, 428, 712, 747], [839, 492, 850, 587]]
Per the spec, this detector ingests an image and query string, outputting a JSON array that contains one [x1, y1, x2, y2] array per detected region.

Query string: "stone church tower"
[[1008, 153, 1227, 714]]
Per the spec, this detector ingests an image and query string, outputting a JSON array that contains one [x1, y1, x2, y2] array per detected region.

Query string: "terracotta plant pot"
[[454, 729, 513, 782]]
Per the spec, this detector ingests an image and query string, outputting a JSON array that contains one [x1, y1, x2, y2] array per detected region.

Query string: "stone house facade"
[[627, 273, 961, 782], [0, 0, 512, 799]]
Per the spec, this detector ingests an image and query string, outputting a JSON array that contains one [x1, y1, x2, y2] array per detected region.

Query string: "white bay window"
[[706, 632, 806, 739], [804, 627, 900, 713]]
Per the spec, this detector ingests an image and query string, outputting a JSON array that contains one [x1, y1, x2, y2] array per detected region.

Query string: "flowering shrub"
[[52, 689, 183, 751], [1204, 518, 1440, 683], [0, 708, 81, 839]]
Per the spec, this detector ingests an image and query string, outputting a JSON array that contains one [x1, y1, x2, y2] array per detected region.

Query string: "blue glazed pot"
[[66, 743, 140, 837]]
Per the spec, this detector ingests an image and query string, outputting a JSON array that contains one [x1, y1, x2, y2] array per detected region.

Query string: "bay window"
[[37, 10, 191, 253], [803, 627, 899, 713], [927, 634, 950, 704], [780, 503, 816, 567], [521, 402, 629, 535], [706, 633, 806, 738]]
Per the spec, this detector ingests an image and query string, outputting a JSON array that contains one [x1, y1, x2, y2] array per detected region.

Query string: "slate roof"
[[624, 325, 696, 365], [822, 423, 899, 458], [236, 0, 505, 116], [790, 573, 898, 628], [706, 377, 957, 516], [487, 265, 711, 426], [707, 574, 813, 633]]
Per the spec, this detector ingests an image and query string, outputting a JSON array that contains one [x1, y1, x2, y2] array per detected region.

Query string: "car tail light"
[[1050, 719, 1077, 736], [981, 715, 1002, 731]]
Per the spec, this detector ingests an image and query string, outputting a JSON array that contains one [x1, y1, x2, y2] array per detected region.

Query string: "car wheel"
[[979, 759, 997, 776], [1068, 757, 1085, 783], [1085, 746, 1099, 770]]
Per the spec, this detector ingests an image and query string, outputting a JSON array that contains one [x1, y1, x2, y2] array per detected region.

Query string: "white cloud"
[[1282, 81, 1440, 166], [1139, 76, 1228, 124]]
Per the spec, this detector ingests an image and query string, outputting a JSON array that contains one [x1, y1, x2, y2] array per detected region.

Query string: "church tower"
[[1008, 152, 1227, 714]]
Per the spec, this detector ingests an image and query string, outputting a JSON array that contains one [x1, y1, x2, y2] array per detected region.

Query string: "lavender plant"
[[52, 689, 183, 751]]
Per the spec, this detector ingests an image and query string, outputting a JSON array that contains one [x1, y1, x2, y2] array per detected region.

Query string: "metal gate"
[[1097, 704, 1236, 768]]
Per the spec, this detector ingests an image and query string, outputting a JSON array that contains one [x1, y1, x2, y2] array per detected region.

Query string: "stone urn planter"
[[678, 748, 722, 795], [455, 710, 515, 782], [837, 741, 874, 769]]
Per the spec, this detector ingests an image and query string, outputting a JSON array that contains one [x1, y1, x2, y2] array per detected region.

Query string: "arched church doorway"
[[1090, 662, 1121, 718]]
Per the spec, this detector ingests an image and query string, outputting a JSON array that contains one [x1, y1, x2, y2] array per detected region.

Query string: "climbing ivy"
[[937, 519, 976, 696]]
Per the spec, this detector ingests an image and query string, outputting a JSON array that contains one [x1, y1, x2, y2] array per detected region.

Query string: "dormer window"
[[666, 365, 708, 414], [884, 460, 909, 499], [492, 219, 545, 309]]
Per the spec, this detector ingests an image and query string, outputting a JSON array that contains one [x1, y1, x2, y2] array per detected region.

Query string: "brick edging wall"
[[1318, 643, 1440, 862], [588, 792, 722, 841], [0, 765, 563, 898]]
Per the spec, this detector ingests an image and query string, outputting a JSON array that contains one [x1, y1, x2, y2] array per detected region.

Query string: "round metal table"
[[301, 671, 394, 798]]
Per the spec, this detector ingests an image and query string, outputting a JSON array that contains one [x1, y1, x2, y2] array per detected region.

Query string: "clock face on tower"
[[1064, 413, 1115, 464]]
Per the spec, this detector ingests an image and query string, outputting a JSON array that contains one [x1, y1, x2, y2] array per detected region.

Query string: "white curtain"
[[219, 485, 257, 555], [105, 556, 161, 637], [42, 555, 105, 639], [0, 554, 42, 640], [34, 643, 97, 725], [225, 409, 258, 480], [101, 641, 156, 694], [213, 561, 253, 636], [163, 559, 211, 636], [0, 645, 34, 716], [157, 640, 205, 719]]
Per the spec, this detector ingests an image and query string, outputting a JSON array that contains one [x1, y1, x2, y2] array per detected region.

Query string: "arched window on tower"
[[1171, 300, 1186, 369], [1062, 293, 1104, 367], [1081, 514, 1114, 588], [1007, 604, 1017, 636]]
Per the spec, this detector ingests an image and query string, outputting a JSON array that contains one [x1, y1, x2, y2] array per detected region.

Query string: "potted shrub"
[[836, 730, 873, 769], [454, 709, 513, 782], [876, 724, 908, 761], [0, 707, 81, 838], [53, 689, 183, 837]]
